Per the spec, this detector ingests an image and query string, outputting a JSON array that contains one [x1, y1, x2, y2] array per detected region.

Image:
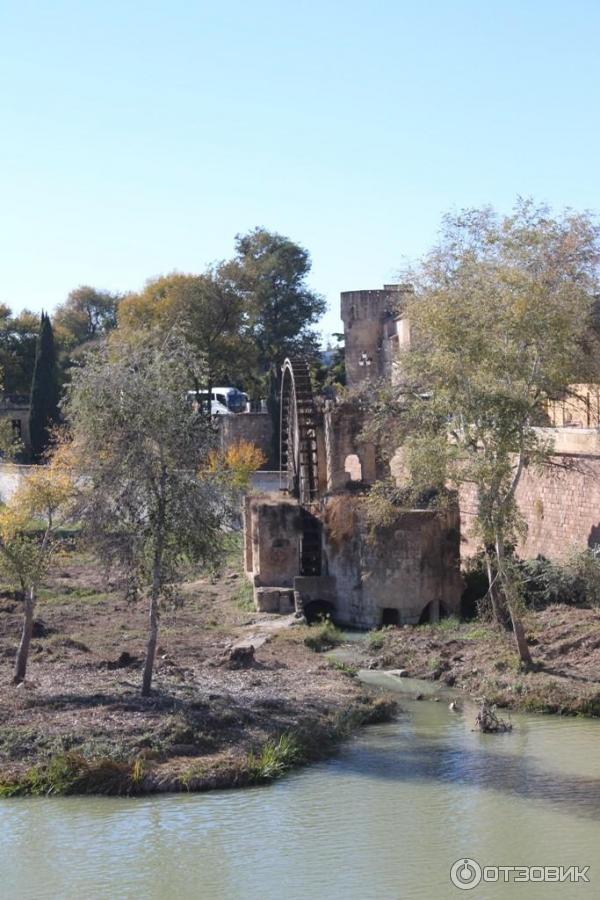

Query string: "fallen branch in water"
[[475, 698, 512, 733]]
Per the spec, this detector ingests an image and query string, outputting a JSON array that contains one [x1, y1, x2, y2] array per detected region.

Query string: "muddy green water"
[[2, 674, 600, 900]]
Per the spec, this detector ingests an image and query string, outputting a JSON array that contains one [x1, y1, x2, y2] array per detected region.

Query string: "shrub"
[[465, 548, 600, 612], [207, 441, 266, 490], [520, 556, 571, 608], [362, 479, 442, 534], [327, 658, 358, 677], [521, 548, 600, 608], [427, 615, 461, 632], [566, 547, 600, 607], [303, 616, 343, 652], [367, 629, 386, 651]]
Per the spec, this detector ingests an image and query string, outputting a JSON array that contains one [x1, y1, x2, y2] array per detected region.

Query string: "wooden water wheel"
[[280, 357, 322, 576], [280, 357, 321, 575], [279, 357, 320, 504]]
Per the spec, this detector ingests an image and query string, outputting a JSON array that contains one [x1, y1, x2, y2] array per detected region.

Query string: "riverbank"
[[0, 543, 395, 796], [365, 607, 600, 716]]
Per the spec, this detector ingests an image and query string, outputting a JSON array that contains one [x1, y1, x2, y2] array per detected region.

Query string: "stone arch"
[[303, 599, 336, 624], [324, 401, 377, 491], [344, 453, 363, 482], [381, 607, 400, 626], [418, 600, 451, 624]]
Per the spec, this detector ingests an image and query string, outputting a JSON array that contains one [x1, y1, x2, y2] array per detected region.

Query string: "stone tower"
[[341, 284, 407, 386]]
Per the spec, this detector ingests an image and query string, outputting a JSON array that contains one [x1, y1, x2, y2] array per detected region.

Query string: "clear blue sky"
[[1, 0, 599, 341]]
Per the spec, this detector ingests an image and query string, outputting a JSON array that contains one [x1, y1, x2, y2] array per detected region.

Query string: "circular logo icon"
[[450, 858, 482, 890]]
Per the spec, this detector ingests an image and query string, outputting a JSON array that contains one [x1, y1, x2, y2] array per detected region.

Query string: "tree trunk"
[[13, 587, 35, 684], [141, 585, 159, 697], [495, 533, 533, 667], [141, 481, 166, 697], [484, 548, 510, 629], [508, 608, 533, 667]]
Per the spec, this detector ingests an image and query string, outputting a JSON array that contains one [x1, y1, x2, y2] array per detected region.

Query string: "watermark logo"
[[450, 859, 482, 890], [450, 858, 590, 890]]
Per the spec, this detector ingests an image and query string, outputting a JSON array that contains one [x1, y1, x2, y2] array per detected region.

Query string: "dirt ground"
[[368, 606, 600, 716], [0, 542, 390, 793], [3, 538, 597, 793]]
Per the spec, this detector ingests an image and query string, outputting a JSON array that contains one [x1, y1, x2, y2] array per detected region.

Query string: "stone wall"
[[245, 496, 302, 588], [322, 496, 462, 628], [341, 286, 404, 386], [217, 412, 273, 466], [460, 431, 600, 560], [323, 400, 377, 491], [244, 491, 462, 628]]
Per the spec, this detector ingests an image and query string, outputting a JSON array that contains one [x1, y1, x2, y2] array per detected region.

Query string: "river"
[[1, 674, 599, 900]]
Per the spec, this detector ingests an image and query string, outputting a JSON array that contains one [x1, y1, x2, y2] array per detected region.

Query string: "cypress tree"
[[28, 312, 60, 460]]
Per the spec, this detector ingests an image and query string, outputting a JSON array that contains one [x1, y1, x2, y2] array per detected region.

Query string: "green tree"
[[223, 227, 326, 363], [118, 270, 256, 398], [28, 313, 60, 459], [310, 334, 346, 395], [65, 336, 237, 696], [53, 285, 119, 349], [221, 228, 326, 458], [0, 307, 39, 395], [52, 286, 120, 389], [369, 201, 600, 664]]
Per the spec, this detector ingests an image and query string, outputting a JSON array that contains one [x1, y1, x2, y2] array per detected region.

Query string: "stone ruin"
[[243, 285, 463, 628]]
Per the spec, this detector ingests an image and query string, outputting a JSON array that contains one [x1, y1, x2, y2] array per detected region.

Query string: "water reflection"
[[329, 725, 600, 819]]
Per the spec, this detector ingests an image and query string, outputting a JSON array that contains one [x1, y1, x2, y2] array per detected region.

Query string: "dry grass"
[[370, 605, 600, 716], [0, 537, 393, 793]]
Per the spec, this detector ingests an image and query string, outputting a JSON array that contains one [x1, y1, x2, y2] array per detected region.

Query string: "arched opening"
[[344, 453, 362, 482], [304, 599, 336, 624], [418, 600, 451, 624], [381, 608, 400, 626]]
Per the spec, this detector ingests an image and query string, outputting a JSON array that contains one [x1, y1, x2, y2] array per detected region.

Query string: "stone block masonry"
[[460, 446, 600, 561], [243, 492, 462, 629], [217, 412, 273, 466], [322, 497, 462, 628], [341, 287, 400, 386]]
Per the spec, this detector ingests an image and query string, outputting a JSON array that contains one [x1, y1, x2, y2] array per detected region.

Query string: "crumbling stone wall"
[[322, 497, 462, 628], [245, 497, 302, 587], [341, 287, 400, 386], [460, 453, 600, 561], [324, 400, 377, 491], [244, 492, 462, 628]]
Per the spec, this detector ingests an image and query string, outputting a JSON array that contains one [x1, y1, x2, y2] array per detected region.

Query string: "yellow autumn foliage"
[[0, 443, 75, 542], [206, 440, 266, 489]]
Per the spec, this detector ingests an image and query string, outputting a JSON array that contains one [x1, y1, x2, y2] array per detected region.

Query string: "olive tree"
[[0, 453, 73, 683], [65, 336, 236, 695], [370, 200, 600, 664]]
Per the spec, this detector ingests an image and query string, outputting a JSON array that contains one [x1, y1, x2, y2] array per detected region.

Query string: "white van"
[[187, 387, 248, 414]]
